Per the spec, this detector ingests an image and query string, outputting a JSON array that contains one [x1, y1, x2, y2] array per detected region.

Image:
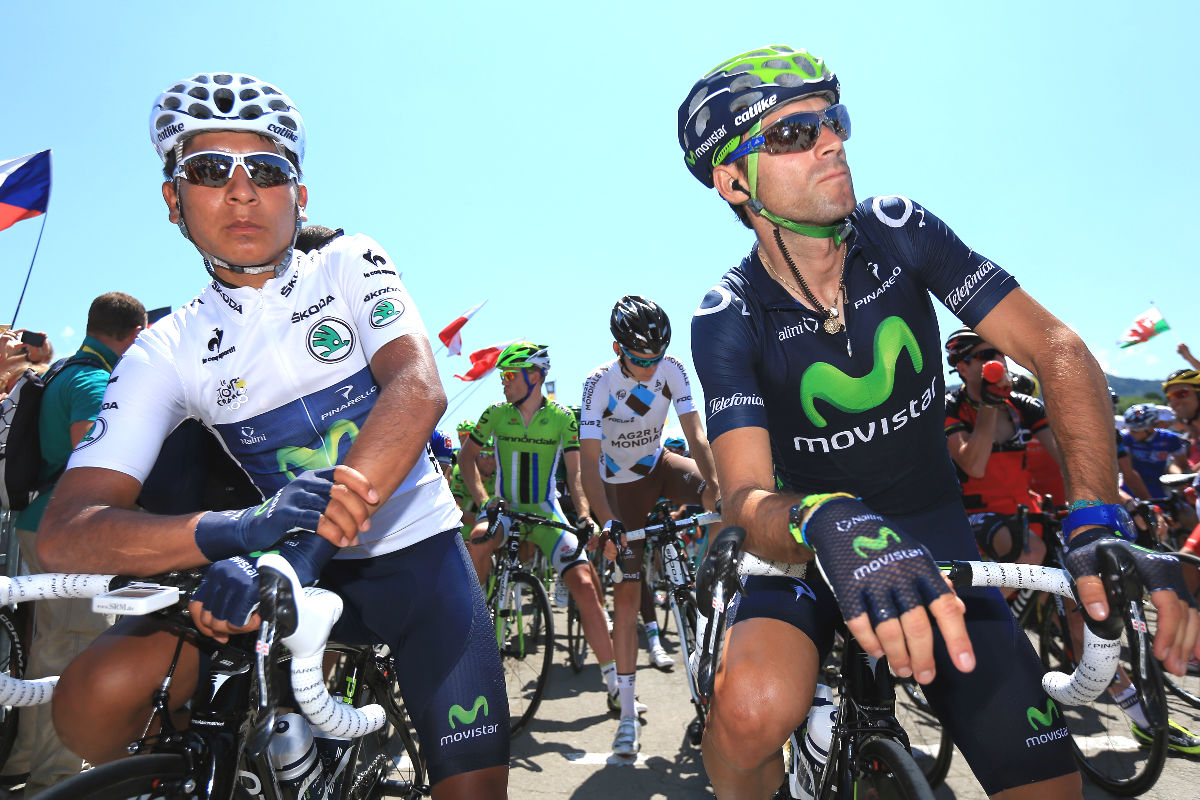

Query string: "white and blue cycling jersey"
[[67, 233, 460, 558], [1122, 428, 1188, 497], [691, 196, 1018, 517]]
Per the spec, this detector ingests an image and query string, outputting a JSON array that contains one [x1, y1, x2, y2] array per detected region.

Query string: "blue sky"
[[1, 0, 1194, 433]]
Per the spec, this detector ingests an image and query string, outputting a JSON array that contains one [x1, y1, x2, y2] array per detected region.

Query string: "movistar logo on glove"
[[852, 548, 925, 582], [852, 526, 901, 558]]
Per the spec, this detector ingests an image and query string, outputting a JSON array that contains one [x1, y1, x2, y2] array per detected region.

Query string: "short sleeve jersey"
[[1121, 429, 1188, 493], [67, 233, 461, 558], [691, 196, 1018, 517], [944, 387, 1049, 450], [470, 399, 578, 506], [579, 355, 697, 484]]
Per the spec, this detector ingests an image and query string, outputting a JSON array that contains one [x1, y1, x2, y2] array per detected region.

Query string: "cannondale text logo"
[[217, 377, 249, 410], [74, 417, 107, 450], [370, 298, 404, 328], [307, 318, 355, 363]]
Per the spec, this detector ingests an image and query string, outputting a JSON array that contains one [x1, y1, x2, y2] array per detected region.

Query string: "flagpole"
[[9, 212, 48, 327]]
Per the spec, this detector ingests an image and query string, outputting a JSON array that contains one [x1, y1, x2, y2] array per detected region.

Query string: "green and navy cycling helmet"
[[497, 342, 551, 373], [678, 46, 840, 189], [150, 72, 306, 278], [456, 419, 476, 434]]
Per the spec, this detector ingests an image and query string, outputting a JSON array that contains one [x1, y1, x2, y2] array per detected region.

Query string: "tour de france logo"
[[307, 317, 355, 363], [216, 377, 249, 410]]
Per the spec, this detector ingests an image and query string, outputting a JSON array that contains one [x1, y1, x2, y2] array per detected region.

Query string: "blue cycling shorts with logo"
[[324, 529, 508, 786], [727, 502, 1074, 795]]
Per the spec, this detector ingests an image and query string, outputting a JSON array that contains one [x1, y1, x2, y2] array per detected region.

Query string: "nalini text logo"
[[307, 318, 355, 363]]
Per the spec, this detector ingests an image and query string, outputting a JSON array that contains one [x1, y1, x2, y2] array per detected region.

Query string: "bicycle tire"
[[565, 595, 588, 674], [0, 605, 27, 771], [37, 753, 192, 799], [347, 656, 427, 800], [892, 678, 952, 788], [845, 736, 936, 800], [490, 571, 553, 737], [1038, 605, 1168, 796]]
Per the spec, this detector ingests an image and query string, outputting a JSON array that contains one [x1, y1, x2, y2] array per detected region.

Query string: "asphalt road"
[[507, 602, 1200, 799]]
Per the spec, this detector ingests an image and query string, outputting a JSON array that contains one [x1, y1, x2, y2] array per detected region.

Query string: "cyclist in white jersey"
[[36, 73, 508, 797], [580, 295, 719, 755]]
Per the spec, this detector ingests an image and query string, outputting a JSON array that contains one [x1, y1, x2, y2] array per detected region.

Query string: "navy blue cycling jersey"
[[1122, 428, 1188, 496], [691, 196, 1018, 516]]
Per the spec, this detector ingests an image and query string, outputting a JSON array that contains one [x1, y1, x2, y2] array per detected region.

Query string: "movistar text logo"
[[1027, 699, 1060, 730], [799, 316, 922, 427], [852, 527, 900, 558], [448, 696, 489, 728]]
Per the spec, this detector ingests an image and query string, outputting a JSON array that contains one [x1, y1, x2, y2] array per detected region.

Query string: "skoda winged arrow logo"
[[448, 696, 489, 729], [799, 316, 923, 428], [1027, 699, 1060, 730], [852, 527, 901, 558], [370, 298, 404, 328], [306, 317, 355, 363]]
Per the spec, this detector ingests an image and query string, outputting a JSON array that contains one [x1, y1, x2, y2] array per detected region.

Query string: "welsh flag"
[[455, 339, 516, 381], [438, 300, 486, 356], [1118, 307, 1170, 348]]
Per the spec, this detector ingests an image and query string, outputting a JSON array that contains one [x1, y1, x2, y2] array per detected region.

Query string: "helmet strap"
[[744, 150, 847, 246], [516, 369, 538, 406]]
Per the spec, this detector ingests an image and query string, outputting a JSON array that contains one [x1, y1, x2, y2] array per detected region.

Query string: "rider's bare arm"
[[563, 449, 590, 522], [679, 410, 720, 503], [708, 425, 810, 564], [457, 436, 486, 508], [578, 438, 616, 525], [947, 409, 1001, 478]]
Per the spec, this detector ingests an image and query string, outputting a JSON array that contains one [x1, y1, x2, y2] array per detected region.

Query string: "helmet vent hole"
[[188, 103, 213, 120], [730, 92, 763, 115], [687, 87, 709, 117], [793, 57, 817, 76], [187, 86, 209, 100], [763, 58, 790, 70], [192, 75, 210, 84], [239, 88, 260, 101], [727, 63, 752, 75], [169, 83, 185, 93], [239, 75, 254, 84], [277, 116, 298, 131], [693, 107, 710, 137], [729, 74, 761, 92], [213, 88, 235, 113], [163, 96, 181, 111], [262, 86, 281, 95], [776, 73, 804, 87], [214, 74, 233, 85], [155, 113, 176, 129], [268, 99, 288, 111], [240, 104, 264, 120]]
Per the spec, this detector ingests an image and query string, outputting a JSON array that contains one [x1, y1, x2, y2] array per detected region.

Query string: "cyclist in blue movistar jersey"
[[677, 45, 1199, 799], [37, 73, 507, 798], [1121, 404, 1188, 500]]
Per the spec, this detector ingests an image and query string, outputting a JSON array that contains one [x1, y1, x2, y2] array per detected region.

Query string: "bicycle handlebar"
[[623, 511, 722, 543], [0, 567, 388, 738], [476, 506, 592, 561], [939, 560, 1120, 705]]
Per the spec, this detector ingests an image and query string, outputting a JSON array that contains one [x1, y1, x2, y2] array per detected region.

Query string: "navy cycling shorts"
[[324, 529, 508, 786], [728, 503, 1075, 795]]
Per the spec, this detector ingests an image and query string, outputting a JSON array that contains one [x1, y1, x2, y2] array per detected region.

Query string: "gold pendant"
[[823, 316, 843, 335]]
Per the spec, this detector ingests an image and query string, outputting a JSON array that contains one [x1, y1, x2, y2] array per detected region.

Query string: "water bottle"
[[267, 713, 331, 799], [554, 574, 569, 607], [790, 684, 837, 799]]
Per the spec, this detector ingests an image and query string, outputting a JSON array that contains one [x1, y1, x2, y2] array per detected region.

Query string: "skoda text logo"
[[307, 317, 355, 363]]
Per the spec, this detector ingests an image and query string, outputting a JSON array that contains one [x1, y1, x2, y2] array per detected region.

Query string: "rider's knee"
[[708, 674, 801, 766]]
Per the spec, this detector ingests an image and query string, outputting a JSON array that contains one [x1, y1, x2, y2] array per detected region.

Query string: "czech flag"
[[0, 151, 51, 233], [1117, 306, 1170, 348], [455, 339, 516, 381], [438, 300, 487, 356]]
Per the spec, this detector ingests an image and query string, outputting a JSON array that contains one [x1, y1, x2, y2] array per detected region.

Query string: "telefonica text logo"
[[799, 316, 923, 428]]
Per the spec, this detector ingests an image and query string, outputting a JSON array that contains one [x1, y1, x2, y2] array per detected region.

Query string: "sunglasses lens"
[[181, 154, 234, 187], [827, 104, 851, 140], [762, 115, 821, 154], [245, 154, 295, 187]]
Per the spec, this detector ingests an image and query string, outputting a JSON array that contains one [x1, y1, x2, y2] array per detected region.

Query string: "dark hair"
[[295, 225, 344, 253], [87, 292, 147, 339], [161, 134, 301, 181]]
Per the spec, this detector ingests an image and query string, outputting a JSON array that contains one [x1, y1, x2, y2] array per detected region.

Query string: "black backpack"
[[0, 353, 107, 511]]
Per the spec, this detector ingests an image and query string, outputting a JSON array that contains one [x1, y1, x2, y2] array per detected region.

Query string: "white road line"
[[563, 751, 650, 766]]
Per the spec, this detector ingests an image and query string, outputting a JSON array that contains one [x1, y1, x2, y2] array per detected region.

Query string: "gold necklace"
[[762, 231, 847, 335]]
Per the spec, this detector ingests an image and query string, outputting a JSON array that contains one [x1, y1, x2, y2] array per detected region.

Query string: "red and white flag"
[[455, 339, 516, 381], [1118, 306, 1170, 348], [438, 300, 487, 356]]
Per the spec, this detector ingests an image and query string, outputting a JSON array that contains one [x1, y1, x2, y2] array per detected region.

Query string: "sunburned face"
[[163, 131, 306, 284], [1166, 386, 1198, 424]]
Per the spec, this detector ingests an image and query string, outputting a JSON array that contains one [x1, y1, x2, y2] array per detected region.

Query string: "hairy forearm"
[[723, 484, 813, 563], [1030, 331, 1118, 503], [344, 376, 444, 507]]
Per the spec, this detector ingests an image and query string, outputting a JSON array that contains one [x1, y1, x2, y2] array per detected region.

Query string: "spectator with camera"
[[0, 327, 53, 399]]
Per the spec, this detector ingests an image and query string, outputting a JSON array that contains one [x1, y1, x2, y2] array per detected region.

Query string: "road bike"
[[475, 507, 589, 737], [0, 559, 427, 799]]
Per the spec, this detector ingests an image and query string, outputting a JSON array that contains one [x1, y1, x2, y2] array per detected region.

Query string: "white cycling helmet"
[[149, 73, 306, 167]]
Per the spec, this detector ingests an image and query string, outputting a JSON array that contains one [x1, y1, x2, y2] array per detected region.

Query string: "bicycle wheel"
[[346, 655, 427, 800], [892, 678, 953, 788], [0, 605, 27, 770], [491, 571, 553, 737], [1142, 598, 1200, 710], [565, 595, 588, 673], [845, 736, 936, 800], [37, 753, 192, 799], [1038, 605, 1168, 796]]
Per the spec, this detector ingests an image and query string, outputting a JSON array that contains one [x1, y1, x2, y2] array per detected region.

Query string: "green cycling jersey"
[[469, 398, 579, 506]]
